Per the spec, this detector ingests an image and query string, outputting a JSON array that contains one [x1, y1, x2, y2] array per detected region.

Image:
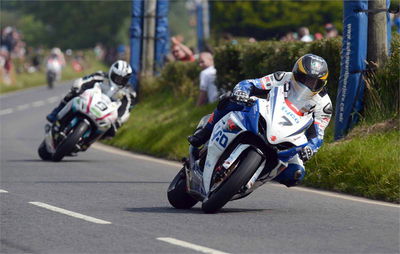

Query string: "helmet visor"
[[293, 72, 326, 92], [110, 72, 131, 87]]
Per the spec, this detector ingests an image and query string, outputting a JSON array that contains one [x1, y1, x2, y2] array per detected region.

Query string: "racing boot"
[[187, 127, 212, 147], [46, 101, 66, 123]]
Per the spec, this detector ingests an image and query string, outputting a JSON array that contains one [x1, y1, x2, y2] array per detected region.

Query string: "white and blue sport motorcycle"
[[167, 86, 313, 213]]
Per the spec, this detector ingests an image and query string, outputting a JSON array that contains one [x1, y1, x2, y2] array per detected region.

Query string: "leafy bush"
[[157, 61, 201, 99], [214, 38, 342, 104]]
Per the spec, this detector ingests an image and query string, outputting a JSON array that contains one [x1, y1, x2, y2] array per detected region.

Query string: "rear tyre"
[[38, 141, 52, 161], [201, 148, 263, 214], [167, 168, 198, 209], [52, 121, 89, 162]]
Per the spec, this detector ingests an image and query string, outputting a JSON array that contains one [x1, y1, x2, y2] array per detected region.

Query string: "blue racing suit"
[[203, 71, 332, 187]]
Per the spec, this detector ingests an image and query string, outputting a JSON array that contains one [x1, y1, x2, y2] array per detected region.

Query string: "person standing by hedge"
[[196, 52, 219, 106], [170, 36, 195, 62], [188, 54, 333, 187]]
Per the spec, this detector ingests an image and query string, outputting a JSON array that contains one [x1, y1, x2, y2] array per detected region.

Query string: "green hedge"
[[214, 38, 342, 103], [159, 38, 342, 104]]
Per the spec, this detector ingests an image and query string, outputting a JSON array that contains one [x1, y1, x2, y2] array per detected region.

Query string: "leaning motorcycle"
[[167, 87, 312, 213], [46, 57, 62, 89], [38, 83, 120, 162]]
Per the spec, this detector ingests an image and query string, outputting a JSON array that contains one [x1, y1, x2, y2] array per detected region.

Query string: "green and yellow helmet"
[[292, 54, 328, 93]]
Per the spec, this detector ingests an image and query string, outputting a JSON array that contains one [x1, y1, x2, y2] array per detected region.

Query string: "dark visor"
[[111, 72, 131, 86], [293, 72, 326, 92]]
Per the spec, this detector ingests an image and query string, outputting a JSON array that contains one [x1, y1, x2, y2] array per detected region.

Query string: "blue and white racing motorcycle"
[[167, 86, 313, 213]]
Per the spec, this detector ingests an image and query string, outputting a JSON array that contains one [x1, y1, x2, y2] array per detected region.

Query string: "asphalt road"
[[1, 82, 399, 254]]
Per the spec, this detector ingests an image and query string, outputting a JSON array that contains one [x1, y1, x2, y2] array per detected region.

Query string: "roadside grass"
[[0, 53, 107, 94], [104, 89, 216, 160], [305, 128, 399, 203], [105, 87, 400, 203]]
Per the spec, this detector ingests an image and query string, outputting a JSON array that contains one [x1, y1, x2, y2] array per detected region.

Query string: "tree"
[[210, 1, 343, 40], [2, 1, 131, 49]]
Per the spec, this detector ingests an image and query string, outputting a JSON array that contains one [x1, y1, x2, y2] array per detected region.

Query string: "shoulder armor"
[[273, 71, 285, 81]]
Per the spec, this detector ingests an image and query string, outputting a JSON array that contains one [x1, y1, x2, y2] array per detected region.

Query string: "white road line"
[[0, 189, 9, 193], [92, 143, 181, 167], [29, 202, 112, 224], [47, 96, 59, 103], [157, 237, 230, 254], [270, 184, 400, 208], [16, 104, 30, 111], [32, 100, 45, 107], [94, 143, 399, 208], [0, 108, 13, 116]]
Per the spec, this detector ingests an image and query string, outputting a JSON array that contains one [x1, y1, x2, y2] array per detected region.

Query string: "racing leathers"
[[189, 71, 332, 187], [46, 71, 136, 137]]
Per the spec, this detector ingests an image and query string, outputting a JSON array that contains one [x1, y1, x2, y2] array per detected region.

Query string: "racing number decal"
[[212, 130, 228, 148], [95, 101, 108, 111]]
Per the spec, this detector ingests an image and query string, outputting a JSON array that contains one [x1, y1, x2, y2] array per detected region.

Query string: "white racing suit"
[[48, 71, 136, 137], [203, 71, 332, 187]]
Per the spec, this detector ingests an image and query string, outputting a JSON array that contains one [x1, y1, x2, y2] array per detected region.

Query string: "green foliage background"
[[211, 38, 341, 104], [1, 1, 131, 48], [210, 1, 343, 40]]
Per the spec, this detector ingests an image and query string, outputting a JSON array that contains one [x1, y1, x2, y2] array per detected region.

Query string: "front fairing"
[[262, 86, 312, 147]]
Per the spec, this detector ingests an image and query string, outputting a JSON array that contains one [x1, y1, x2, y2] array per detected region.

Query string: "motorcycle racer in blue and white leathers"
[[188, 54, 333, 187]]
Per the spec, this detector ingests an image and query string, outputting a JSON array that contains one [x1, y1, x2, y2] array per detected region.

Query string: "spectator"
[[196, 52, 218, 106], [221, 32, 238, 45], [248, 37, 257, 43], [314, 32, 324, 40], [324, 23, 338, 38], [171, 36, 195, 62], [94, 43, 105, 61], [298, 27, 313, 42], [280, 32, 296, 42]]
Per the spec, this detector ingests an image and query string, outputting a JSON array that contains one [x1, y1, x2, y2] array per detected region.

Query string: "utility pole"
[[367, 0, 388, 67], [142, 0, 157, 76]]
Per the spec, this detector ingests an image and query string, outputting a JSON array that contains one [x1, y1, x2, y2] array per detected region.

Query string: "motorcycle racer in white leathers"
[[46, 60, 136, 137], [188, 54, 333, 187]]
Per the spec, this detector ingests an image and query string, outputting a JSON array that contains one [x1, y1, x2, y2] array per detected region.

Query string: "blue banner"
[[334, 0, 368, 140], [155, 0, 170, 72], [129, 0, 144, 91]]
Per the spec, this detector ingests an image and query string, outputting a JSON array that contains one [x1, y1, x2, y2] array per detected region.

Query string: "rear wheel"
[[202, 148, 263, 214], [38, 141, 52, 161], [167, 168, 198, 209], [52, 121, 89, 162]]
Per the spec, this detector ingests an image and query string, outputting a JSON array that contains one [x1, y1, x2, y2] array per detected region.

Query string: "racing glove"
[[232, 90, 254, 106], [299, 146, 314, 162]]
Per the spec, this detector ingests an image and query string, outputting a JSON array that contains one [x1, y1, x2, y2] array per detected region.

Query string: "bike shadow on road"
[[124, 207, 269, 214]]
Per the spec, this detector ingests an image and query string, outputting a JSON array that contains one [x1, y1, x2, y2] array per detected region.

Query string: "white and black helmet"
[[109, 60, 132, 88]]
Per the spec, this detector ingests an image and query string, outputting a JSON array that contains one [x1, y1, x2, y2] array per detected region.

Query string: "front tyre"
[[167, 168, 198, 209], [202, 148, 263, 214], [38, 141, 52, 161], [52, 121, 89, 162]]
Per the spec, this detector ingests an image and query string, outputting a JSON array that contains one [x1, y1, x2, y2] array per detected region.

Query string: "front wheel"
[[167, 168, 198, 209], [202, 148, 263, 213], [38, 141, 52, 161], [52, 121, 89, 162]]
